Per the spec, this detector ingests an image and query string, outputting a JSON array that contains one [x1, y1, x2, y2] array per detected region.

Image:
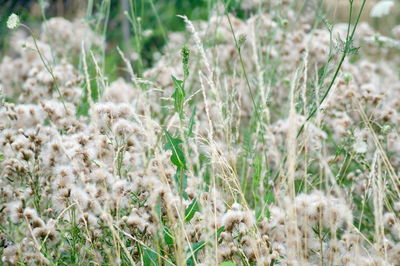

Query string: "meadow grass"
[[0, 0, 400, 265]]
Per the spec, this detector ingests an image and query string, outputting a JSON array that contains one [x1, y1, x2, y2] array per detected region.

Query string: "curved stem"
[[21, 24, 67, 111]]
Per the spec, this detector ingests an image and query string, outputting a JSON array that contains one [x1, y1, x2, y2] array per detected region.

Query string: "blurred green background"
[[0, 0, 249, 77], [1, 0, 398, 78]]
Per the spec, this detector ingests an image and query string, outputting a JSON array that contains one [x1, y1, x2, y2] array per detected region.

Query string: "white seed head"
[[7, 13, 20, 29], [370, 0, 395, 18], [353, 140, 367, 153]]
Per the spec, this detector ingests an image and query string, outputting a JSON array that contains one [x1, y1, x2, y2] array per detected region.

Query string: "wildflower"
[[126, 213, 148, 232], [353, 140, 367, 153], [4, 241, 14, 248], [383, 212, 396, 228], [2, 245, 19, 264], [112, 119, 134, 138], [7, 13, 20, 29], [23, 208, 38, 221], [370, 0, 395, 18], [33, 226, 58, 241]]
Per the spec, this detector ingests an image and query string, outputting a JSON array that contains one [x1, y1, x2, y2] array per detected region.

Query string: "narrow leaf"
[[219, 261, 237, 266], [185, 198, 199, 222], [163, 226, 174, 245], [186, 241, 206, 266], [142, 247, 158, 266], [217, 226, 225, 239], [171, 75, 185, 119], [164, 129, 187, 169]]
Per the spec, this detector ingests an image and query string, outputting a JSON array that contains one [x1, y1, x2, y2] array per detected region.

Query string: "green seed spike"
[[181, 46, 190, 80]]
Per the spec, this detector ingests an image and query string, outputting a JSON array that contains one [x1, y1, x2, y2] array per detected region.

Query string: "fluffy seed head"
[[7, 14, 20, 29]]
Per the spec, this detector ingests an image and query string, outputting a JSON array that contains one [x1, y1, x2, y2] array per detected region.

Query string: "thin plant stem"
[[297, 0, 367, 138], [226, 13, 262, 124], [21, 24, 67, 112]]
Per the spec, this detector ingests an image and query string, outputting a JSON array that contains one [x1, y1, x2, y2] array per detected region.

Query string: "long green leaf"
[[184, 198, 199, 222], [164, 129, 186, 169], [171, 75, 185, 119]]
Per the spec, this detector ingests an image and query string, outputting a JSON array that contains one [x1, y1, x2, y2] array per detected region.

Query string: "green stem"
[[21, 24, 67, 112], [296, 0, 367, 138], [226, 13, 262, 124]]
